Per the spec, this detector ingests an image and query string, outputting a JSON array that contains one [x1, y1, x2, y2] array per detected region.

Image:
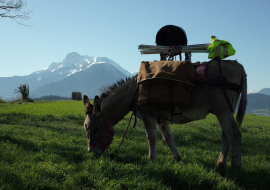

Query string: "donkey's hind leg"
[[216, 113, 242, 169], [217, 130, 230, 168], [157, 121, 181, 161]]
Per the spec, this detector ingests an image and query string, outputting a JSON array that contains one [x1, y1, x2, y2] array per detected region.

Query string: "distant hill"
[[258, 88, 270, 95], [247, 93, 270, 110], [245, 93, 270, 116]]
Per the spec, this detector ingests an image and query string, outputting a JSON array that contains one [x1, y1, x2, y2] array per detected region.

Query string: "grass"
[[0, 100, 270, 189]]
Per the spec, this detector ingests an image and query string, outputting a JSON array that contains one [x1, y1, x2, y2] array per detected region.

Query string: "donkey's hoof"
[[148, 156, 156, 162], [173, 156, 181, 162], [231, 164, 241, 170], [148, 159, 155, 163], [216, 161, 226, 169]]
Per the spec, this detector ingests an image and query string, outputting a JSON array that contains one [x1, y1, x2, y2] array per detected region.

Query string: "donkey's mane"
[[100, 77, 134, 100]]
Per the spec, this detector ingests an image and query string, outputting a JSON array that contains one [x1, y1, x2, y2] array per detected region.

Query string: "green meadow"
[[247, 109, 270, 117], [0, 100, 270, 189]]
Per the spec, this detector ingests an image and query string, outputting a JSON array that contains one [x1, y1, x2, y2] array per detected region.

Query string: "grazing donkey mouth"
[[88, 146, 104, 156]]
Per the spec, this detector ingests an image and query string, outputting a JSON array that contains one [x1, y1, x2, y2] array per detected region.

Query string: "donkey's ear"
[[94, 95, 101, 116], [84, 95, 93, 115]]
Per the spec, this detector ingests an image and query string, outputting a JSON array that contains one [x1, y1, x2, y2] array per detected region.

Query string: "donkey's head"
[[83, 95, 114, 156]]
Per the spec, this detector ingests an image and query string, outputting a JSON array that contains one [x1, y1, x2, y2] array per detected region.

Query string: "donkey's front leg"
[[143, 118, 158, 160], [157, 121, 181, 161]]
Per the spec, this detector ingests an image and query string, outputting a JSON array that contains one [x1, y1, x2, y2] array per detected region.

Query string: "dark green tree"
[[15, 84, 29, 100]]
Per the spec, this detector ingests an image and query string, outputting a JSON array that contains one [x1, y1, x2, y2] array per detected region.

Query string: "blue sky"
[[1, 0, 270, 91]]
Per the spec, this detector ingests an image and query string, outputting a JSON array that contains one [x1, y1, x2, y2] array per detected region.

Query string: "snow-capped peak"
[[85, 59, 90, 64], [32, 52, 132, 84], [247, 90, 259, 94]]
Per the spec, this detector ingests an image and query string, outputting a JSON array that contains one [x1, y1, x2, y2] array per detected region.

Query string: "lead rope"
[[110, 88, 139, 159], [110, 111, 135, 159]]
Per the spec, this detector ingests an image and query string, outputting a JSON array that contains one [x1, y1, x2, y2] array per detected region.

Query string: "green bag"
[[207, 36, 236, 59]]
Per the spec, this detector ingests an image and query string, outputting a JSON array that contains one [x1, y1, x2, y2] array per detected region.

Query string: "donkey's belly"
[[171, 106, 210, 124], [137, 104, 210, 125]]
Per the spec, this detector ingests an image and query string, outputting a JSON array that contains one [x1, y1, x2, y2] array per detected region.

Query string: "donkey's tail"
[[236, 64, 247, 126]]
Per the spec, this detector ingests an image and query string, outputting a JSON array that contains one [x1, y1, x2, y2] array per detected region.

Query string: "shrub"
[[0, 97, 6, 103], [28, 98, 35, 102], [72, 92, 82, 101], [33, 95, 71, 101]]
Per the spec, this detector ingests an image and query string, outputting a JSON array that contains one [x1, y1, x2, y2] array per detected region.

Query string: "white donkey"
[[83, 59, 247, 169]]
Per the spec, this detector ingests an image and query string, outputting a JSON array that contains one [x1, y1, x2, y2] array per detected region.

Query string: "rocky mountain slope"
[[31, 62, 127, 98]]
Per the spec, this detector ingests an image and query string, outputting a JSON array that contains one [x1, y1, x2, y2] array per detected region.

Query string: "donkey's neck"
[[101, 78, 137, 126]]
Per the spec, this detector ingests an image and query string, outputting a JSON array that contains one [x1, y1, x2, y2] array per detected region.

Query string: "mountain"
[[247, 90, 259, 94], [246, 93, 270, 110], [37, 52, 131, 78], [258, 88, 270, 95], [31, 62, 127, 98], [0, 52, 131, 99], [245, 93, 270, 117]]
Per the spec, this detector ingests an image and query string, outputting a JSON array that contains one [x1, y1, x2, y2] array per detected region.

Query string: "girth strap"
[[217, 59, 241, 112]]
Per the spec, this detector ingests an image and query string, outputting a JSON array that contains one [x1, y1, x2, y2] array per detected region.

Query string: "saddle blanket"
[[195, 62, 210, 81]]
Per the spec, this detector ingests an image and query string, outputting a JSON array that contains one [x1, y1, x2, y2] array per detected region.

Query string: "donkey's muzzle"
[[88, 146, 104, 156]]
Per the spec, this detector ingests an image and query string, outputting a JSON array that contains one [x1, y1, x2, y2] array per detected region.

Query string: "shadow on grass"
[[106, 143, 149, 165], [0, 166, 54, 190], [216, 168, 270, 190], [0, 168, 24, 190], [0, 113, 87, 163], [154, 167, 270, 189], [173, 130, 220, 148], [0, 132, 85, 164], [0, 112, 84, 125], [0, 134, 40, 152], [0, 113, 84, 135]]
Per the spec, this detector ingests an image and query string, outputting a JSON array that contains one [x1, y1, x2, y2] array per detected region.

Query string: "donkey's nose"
[[88, 146, 104, 157]]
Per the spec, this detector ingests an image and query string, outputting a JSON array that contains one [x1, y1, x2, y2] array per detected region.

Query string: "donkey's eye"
[[93, 129, 98, 134]]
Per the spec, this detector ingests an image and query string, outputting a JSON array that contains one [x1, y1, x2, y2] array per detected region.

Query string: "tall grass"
[[0, 101, 269, 189]]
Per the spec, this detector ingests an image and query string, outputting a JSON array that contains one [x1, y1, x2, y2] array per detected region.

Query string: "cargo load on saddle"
[[137, 25, 236, 108], [137, 60, 195, 106]]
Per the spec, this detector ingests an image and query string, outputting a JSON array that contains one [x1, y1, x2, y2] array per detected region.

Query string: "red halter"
[[88, 118, 114, 150]]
